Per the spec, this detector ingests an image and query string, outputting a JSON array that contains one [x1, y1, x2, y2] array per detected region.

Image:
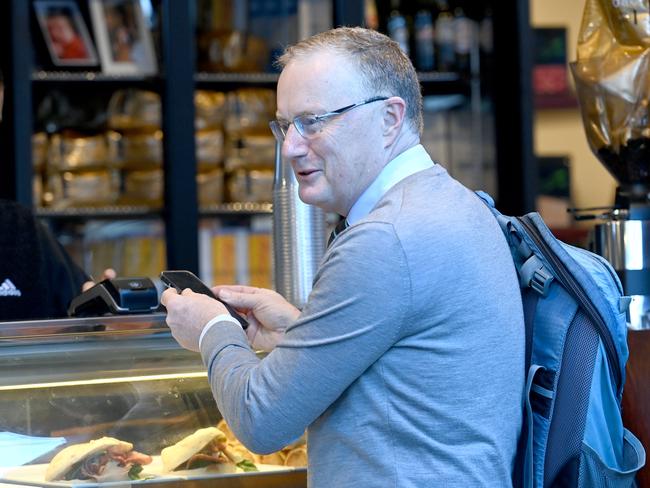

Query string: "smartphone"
[[160, 270, 248, 329]]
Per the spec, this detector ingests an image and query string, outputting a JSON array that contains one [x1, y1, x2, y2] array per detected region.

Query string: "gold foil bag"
[[572, 0, 650, 190]]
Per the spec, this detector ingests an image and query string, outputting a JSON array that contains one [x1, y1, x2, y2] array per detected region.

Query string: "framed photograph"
[[89, 0, 157, 75], [34, 0, 99, 67], [533, 27, 576, 109], [536, 155, 572, 229]]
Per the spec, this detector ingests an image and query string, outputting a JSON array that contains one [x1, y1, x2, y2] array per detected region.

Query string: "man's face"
[[276, 51, 385, 215], [47, 15, 75, 44]]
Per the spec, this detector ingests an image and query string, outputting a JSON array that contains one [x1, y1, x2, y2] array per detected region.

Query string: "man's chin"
[[297, 188, 320, 206]]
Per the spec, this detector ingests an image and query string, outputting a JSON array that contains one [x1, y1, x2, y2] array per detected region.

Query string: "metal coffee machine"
[[571, 0, 650, 329], [589, 183, 650, 330]]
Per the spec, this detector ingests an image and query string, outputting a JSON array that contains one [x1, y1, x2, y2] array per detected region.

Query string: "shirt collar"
[[347, 144, 434, 225]]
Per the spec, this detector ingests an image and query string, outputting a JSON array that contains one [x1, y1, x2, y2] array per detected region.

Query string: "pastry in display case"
[[0, 314, 306, 488]]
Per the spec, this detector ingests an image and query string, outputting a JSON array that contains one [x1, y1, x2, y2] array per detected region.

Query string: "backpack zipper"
[[572, 245, 624, 296], [517, 216, 622, 393]]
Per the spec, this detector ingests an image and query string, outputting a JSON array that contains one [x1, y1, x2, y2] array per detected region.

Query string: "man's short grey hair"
[[277, 27, 423, 135]]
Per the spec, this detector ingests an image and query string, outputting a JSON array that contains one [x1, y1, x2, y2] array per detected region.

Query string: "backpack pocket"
[[577, 428, 645, 487]]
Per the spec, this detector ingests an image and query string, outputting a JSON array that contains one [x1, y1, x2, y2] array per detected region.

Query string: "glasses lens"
[[295, 115, 322, 137], [269, 120, 286, 142]]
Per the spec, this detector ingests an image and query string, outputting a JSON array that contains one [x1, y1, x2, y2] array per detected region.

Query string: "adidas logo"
[[0, 279, 22, 297]]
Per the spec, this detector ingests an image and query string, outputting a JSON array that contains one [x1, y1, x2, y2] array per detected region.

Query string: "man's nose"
[[281, 124, 309, 159]]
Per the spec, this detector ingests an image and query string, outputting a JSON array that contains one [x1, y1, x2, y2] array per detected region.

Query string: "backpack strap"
[[475, 192, 555, 297], [524, 364, 550, 488], [520, 254, 554, 297]]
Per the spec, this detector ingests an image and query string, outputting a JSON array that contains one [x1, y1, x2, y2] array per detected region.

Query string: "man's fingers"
[[102, 268, 117, 280], [180, 288, 197, 297], [212, 284, 259, 295], [160, 287, 180, 307], [217, 289, 260, 310]]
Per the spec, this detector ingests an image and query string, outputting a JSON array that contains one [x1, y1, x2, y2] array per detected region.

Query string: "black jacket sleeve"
[[0, 200, 89, 321]]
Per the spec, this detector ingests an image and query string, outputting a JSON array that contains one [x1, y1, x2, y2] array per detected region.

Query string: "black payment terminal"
[[68, 277, 159, 317]]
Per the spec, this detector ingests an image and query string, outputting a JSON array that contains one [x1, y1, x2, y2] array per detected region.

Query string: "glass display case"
[[0, 315, 306, 488]]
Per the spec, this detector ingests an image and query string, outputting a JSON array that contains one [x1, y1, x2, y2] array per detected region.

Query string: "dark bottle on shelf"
[[414, 9, 435, 71], [479, 7, 494, 76], [365, 0, 379, 30], [434, 0, 455, 72], [453, 7, 474, 75], [387, 0, 410, 56]]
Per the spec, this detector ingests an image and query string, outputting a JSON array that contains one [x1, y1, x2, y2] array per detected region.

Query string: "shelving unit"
[[35, 206, 161, 221], [0, 0, 534, 276], [32, 71, 160, 83]]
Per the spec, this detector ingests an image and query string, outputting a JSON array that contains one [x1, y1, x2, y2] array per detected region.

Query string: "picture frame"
[[89, 0, 157, 75], [532, 27, 576, 109], [34, 0, 99, 67]]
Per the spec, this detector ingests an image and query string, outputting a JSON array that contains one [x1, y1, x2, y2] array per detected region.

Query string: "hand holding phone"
[[160, 270, 248, 329]]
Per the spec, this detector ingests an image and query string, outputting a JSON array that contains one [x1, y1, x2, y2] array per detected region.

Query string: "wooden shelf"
[[36, 203, 274, 220], [36, 205, 162, 220], [200, 202, 273, 217], [32, 71, 161, 85]]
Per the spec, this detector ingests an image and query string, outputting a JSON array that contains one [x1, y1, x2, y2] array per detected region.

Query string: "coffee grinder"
[[571, 1, 650, 329]]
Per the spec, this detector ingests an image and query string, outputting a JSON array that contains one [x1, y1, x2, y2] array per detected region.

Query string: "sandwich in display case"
[[0, 314, 307, 488]]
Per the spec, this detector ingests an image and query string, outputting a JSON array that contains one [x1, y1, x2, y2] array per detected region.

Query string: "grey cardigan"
[[201, 164, 525, 487]]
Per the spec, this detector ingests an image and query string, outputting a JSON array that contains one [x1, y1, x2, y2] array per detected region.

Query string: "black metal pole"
[[334, 0, 365, 27], [492, 0, 536, 215], [161, 0, 199, 272], [0, 0, 34, 206]]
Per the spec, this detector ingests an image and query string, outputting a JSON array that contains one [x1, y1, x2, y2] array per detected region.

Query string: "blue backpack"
[[476, 192, 646, 488]]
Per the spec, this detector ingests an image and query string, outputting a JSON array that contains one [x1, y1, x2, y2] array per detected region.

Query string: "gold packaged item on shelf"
[[224, 89, 276, 171], [32, 132, 48, 171], [196, 128, 225, 168], [107, 89, 161, 131], [224, 88, 276, 135], [107, 130, 163, 169], [33, 174, 43, 207], [48, 132, 108, 171], [197, 31, 268, 72], [225, 134, 275, 171], [197, 168, 224, 205], [47, 170, 118, 208], [195, 90, 226, 130], [227, 169, 273, 203], [120, 168, 163, 205]]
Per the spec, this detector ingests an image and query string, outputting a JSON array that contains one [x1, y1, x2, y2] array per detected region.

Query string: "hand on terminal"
[[81, 268, 117, 292]]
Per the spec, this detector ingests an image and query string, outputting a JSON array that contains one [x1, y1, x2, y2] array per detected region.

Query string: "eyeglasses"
[[269, 96, 388, 143]]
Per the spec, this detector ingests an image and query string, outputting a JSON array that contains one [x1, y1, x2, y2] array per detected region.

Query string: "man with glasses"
[[163, 27, 524, 487]]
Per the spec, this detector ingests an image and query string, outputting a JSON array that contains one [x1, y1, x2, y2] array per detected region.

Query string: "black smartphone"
[[160, 270, 248, 330]]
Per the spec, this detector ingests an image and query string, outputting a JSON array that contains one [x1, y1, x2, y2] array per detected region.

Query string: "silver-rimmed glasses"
[[269, 96, 388, 143]]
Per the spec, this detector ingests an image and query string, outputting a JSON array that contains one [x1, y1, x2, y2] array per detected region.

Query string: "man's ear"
[[381, 96, 407, 147]]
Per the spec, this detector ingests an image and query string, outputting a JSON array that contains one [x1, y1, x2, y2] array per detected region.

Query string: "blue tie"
[[327, 217, 349, 247]]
